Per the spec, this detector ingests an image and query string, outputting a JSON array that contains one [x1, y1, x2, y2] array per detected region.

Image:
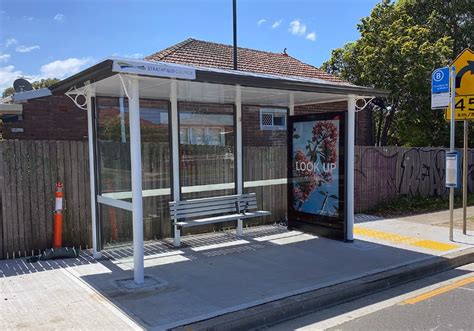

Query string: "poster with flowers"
[[291, 116, 342, 218]]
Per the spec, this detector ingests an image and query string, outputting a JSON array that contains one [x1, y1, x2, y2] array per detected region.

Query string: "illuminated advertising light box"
[[287, 112, 347, 241]]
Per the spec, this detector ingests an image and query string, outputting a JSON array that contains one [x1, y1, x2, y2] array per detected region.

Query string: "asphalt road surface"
[[270, 264, 474, 330]]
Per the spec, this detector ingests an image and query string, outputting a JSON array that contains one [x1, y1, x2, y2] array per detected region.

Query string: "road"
[[270, 264, 474, 330]]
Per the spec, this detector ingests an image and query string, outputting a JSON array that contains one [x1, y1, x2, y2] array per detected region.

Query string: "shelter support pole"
[[170, 79, 181, 246], [463, 120, 468, 234], [127, 76, 144, 284], [235, 85, 243, 236], [346, 94, 356, 242], [86, 84, 101, 259]]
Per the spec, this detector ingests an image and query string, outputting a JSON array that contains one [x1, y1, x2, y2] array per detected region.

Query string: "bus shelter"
[[51, 58, 388, 284]]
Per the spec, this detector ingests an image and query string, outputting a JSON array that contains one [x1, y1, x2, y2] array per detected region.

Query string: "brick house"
[[1, 38, 373, 145]]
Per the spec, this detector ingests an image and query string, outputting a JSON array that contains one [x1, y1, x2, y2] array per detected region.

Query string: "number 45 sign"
[[445, 49, 474, 120], [445, 96, 474, 120]]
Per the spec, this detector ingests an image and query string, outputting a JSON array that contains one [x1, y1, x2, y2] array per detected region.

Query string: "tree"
[[321, 0, 473, 147], [2, 78, 60, 98]]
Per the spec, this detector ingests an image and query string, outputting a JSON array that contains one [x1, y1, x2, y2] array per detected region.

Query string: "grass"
[[367, 193, 474, 217]]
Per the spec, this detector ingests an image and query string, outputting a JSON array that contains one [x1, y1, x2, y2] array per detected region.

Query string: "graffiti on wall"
[[354, 146, 474, 212]]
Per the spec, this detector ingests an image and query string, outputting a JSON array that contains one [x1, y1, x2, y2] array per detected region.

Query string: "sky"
[[0, 0, 380, 92]]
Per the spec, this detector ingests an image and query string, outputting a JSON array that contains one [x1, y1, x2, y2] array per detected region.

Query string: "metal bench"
[[169, 193, 270, 247]]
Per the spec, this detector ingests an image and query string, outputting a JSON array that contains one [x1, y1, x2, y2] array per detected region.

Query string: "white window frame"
[[260, 108, 287, 130]]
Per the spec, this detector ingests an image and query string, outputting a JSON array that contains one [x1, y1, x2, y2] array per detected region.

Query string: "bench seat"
[[176, 210, 271, 228], [169, 193, 270, 247]]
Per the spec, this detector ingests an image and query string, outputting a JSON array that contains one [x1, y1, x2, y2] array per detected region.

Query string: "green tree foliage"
[[321, 0, 473, 147], [2, 78, 60, 98]]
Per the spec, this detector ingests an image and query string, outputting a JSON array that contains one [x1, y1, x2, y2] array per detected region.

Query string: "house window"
[[190, 127, 206, 145], [207, 127, 224, 145], [181, 126, 225, 145], [180, 127, 190, 144], [260, 108, 287, 130]]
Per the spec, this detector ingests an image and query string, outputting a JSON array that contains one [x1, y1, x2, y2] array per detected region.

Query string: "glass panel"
[[96, 97, 131, 195], [243, 105, 288, 225], [179, 102, 235, 199], [274, 114, 285, 126], [96, 97, 171, 246]]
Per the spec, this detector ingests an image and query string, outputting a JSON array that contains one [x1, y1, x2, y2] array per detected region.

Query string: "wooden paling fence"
[[1, 140, 473, 259], [0, 140, 91, 259]]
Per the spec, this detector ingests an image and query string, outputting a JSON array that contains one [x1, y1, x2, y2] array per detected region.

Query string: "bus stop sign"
[[431, 67, 450, 109]]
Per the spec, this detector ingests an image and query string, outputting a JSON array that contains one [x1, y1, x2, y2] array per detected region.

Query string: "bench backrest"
[[169, 193, 258, 220]]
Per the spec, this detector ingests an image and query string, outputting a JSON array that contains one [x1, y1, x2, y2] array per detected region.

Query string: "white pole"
[[128, 76, 144, 284], [170, 79, 181, 246], [235, 85, 243, 236], [86, 84, 101, 259], [119, 97, 126, 143], [449, 66, 456, 241], [235, 85, 243, 195], [171, 79, 180, 201], [346, 94, 356, 242]]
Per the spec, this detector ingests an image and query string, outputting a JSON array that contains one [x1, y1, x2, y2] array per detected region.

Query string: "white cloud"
[[22, 16, 34, 21], [289, 20, 307, 36], [5, 38, 18, 47], [40, 57, 94, 78], [16, 45, 40, 53], [0, 65, 24, 92], [113, 52, 143, 59], [257, 18, 267, 26], [54, 13, 65, 22], [306, 32, 317, 41], [272, 20, 282, 29], [0, 53, 11, 62], [127, 53, 143, 59], [0, 57, 93, 93]]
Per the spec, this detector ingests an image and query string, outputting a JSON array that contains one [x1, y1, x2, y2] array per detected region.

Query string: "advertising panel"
[[288, 112, 347, 240]]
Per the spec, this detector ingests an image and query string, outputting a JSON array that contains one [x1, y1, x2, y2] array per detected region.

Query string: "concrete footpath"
[[1, 210, 473, 330]]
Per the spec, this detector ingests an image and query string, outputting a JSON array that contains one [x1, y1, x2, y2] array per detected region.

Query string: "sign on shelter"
[[287, 112, 347, 241], [445, 48, 474, 120]]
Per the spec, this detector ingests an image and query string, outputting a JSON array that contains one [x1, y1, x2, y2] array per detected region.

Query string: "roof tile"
[[145, 38, 344, 83]]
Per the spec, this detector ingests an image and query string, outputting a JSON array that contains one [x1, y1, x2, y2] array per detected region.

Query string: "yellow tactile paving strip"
[[354, 226, 459, 252]]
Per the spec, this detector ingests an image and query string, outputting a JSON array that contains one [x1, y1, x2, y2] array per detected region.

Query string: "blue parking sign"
[[432, 67, 450, 94]]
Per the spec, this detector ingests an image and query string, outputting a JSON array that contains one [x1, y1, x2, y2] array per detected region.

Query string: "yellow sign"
[[445, 95, 474, 120], [444, 48, 474, 120]]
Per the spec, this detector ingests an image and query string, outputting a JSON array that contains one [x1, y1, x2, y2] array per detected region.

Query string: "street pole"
[[449, 66, 456, 241], [232, 0, 237, 70], [463, 120, 468, 234]]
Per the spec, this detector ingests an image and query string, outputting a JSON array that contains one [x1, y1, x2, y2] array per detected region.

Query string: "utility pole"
[[233, 0, 237, 70]]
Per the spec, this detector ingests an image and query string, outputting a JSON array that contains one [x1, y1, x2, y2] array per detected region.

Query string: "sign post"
[[463, 120, 468, 234], [449, 66, 456, 241], [442, 49, 474, 240]]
